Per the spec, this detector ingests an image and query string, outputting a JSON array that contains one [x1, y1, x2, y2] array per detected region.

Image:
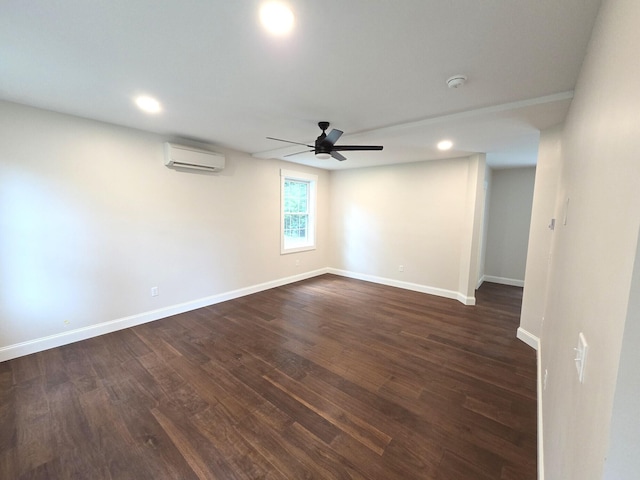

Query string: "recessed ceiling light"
[[437, 140, 453, 151], [260, 2, 294, 36], [135, 95, 162, 114]]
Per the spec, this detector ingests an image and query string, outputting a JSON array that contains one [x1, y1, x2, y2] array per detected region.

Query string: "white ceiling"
[[0, 0, 601, 170]]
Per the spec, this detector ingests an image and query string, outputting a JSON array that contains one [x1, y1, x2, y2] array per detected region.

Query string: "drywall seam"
[[0, 268, 330, 362]]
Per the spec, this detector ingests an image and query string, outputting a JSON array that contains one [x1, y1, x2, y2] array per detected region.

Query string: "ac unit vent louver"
[[164, 142, 225, 172]]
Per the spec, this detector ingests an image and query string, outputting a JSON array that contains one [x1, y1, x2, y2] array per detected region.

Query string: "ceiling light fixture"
[[315, 152, 331, 160], [437, 140, 453, 151], [135, 95, 162, 114], [260, 2, 294, 35]]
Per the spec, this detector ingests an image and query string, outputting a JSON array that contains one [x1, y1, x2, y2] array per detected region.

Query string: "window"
[[281, 169, 317, 253]]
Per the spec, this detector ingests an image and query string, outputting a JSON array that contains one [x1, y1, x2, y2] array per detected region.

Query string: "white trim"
[[280, 169, 318, 181], [0, 267, 482, 361], [537, 345, 544, 480], [0, 268, 329, 363], [328, 268, 475, 305], [457, 293, 476, 306], [515, 327, 543, 478], [280, 169, 318, 254], [0, 264, 542, 480], [476, 275, 485, 289], [484, 275, 525, 287], [517, 327, 540, 350]]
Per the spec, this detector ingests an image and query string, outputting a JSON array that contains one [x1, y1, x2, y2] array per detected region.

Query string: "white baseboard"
[[476, 275, 485, 289], [2, 265, 542, 472], [0, 267, 479, 362], [484, 275, 525, 287], [328, 268, 475, 305], [457, 292, 476, 306], [516, 327, 543, 478], [517, 327, 540, 350], [0, 268, 329, 363], [537, 345, 544, 480]]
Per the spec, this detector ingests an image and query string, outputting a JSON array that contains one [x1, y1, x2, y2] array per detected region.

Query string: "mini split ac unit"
[[164, 142, 225, 172]]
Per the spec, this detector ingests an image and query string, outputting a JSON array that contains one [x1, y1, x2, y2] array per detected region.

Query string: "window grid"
[[283, 180, 309, 243]]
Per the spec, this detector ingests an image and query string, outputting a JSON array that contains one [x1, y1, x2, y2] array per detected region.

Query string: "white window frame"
[[281, 169, 317, 254]]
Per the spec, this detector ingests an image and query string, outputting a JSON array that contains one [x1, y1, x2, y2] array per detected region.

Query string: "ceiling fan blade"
[[321, 129, 343, 147], [284, 149, 313, 157], [330, 151, 347, 161], [267, 137, 313, 147], [331, 145, 384, 151]]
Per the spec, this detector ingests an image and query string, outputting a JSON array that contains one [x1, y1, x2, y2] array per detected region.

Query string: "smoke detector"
[[446, 75, 467, 89]]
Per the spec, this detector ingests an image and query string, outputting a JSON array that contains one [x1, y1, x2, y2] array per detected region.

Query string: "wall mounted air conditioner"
[[164, 142, 225, 172]]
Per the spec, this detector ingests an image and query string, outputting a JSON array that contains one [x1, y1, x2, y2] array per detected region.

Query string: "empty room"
[[1, 1, 639, 479]]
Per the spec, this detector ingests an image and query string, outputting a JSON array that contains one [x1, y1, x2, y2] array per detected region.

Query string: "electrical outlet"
[[151, 286, 159, 297], [295, 259, 300, 266], [398, 265, 404, 272], [543, 369, 548, 390]]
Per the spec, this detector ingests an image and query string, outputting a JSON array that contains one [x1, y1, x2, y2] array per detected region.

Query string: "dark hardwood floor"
[[0, 275, 537, 479]]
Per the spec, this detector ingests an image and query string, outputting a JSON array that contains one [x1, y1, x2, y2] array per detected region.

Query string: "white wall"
[[457, 154, 487, 300], [520, 126, 563, 340], [0, 101, 330, 357], [531, 0, 640, 478], [0, 101, 493, 359], [603, 228, 640, 478], [484, 167, 536, 286], [478, 165, 492, 286], [329, 155, 486, 303]]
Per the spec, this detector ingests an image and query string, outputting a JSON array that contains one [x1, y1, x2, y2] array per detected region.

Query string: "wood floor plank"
[[0, 275, 537, 478], [104, 379, 200, 480], [284, 421, 372, 480], [59, 341, 100, 395], [191, 402, 290, 480], [232, 409, 326, 479], [434, 450, 497, 480], [150, 407, 227, 480], [230, 363, 341, 445], [263, 368, 392, 455]]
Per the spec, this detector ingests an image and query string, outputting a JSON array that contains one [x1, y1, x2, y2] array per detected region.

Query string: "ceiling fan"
[[267, 121, 383, 161]]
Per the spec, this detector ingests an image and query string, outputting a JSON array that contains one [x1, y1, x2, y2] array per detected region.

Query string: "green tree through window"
[[284, 179, 309, 241]]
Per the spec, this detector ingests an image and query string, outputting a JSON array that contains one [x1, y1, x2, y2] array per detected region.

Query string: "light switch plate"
[[575, 332, 588, 383]]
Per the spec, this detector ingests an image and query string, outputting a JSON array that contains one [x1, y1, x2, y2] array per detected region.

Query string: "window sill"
[[281, 245, 316, 255]]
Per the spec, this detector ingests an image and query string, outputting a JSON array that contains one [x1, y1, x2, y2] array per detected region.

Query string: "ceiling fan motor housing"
[[315, 136, 329, 154], [315, 121, 331, 155]]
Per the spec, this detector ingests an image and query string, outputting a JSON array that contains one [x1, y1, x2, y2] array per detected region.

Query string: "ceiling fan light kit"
[[267, 121, 383, 162]]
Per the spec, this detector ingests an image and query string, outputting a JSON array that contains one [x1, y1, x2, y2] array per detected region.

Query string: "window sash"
[[281, 169, 317, 254], [284, 212, 309, 240], [283, 180, 310, 214]]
